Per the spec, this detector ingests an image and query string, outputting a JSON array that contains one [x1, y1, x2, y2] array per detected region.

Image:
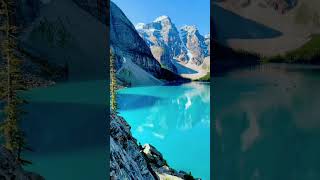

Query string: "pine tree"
[[110, 50, 118, 112], [0, 0, 30, 165]]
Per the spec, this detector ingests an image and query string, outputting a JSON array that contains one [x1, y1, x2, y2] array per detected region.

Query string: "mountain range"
[[136, 16, 210, 79], [110, 1, 211, 85]]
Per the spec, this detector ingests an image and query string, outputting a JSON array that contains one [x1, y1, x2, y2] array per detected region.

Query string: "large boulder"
[[142, 144, 167, 167]]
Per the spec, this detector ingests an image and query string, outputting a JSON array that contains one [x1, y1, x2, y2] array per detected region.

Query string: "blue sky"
[[111, 0, 210, 35]]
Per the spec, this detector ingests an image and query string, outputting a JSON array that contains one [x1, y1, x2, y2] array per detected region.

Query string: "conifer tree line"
[[110, 50, 118, 112], [0, 0, 30, 164]]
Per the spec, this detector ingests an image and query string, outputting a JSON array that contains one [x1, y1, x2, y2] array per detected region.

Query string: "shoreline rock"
[[142, 144, 199, 180], [110, 113, 199, 180]]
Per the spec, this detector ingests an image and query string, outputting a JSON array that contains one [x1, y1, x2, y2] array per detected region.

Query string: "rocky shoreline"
[[110, 113, 198, 180]]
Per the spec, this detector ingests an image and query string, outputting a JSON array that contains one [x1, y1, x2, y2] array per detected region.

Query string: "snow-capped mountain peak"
[[135, 23, 146, 30], [153, 15, 171, 22]]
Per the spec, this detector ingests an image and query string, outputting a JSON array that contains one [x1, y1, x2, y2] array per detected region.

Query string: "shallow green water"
[[118, 82, 211, 180], [21, 80, 107, 180]]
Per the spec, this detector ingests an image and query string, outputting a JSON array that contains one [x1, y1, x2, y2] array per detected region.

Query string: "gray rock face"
[[142, 144, 196, 180], [110, 113, 197, 180], [180, 25, 209, 66], [110, 114, 155, 179], [205, 34, 210, 55], [136, 16, 182, 72], [136, 16, 210, 69], [110, 1, 162, 79], [142, 144, 167, 167], [0, 147, 44, 180], [110, 113, 156, 180]]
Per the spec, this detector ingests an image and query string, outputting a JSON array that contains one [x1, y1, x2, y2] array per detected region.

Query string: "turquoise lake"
[[17, 80, 210, 180], [118, 82, 211, 180], [21, 80, 107, 180]]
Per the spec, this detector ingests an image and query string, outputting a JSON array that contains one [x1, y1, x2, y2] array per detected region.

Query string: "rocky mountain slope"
[[135, 16, 183, 73], [110, 113, 196, 180], [180, 25, 209, 65], [110, 1, 164, 86], [136, 16, 210, 80], [1, 0, 111, 86], [21, 0, 108, 81], [0, 0, 67, 88], [73, 0, 169, 85]]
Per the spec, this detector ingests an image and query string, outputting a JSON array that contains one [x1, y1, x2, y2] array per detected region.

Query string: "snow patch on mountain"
[[153, 15, 170, 22], [180, 25, 198, 34], [187, 50, 194, 60], [135, 23, 146, 29]]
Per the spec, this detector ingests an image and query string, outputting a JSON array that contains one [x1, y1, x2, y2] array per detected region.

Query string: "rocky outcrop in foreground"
[[110, 113, 197, 180], [0, 147, 44, 180]]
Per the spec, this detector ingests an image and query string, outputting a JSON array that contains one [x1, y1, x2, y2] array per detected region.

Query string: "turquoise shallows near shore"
[[118, 82, 210, 180]]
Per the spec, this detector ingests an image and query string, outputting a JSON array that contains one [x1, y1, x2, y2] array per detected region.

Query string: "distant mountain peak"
[[135, 23, 146, 30], [180, 25, 198, 34], [153, 15, 171, 22]]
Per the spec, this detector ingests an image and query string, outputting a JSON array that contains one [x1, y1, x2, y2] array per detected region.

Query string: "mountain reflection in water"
[[118, 82, 210, 180], [213, 64, 320, 180]]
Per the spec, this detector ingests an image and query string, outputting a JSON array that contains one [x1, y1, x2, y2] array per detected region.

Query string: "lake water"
[[6, 62, 320, 179], [213, 63, 320, 180], [118, 82, 211, 180], [21, 80, 107, 180]]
